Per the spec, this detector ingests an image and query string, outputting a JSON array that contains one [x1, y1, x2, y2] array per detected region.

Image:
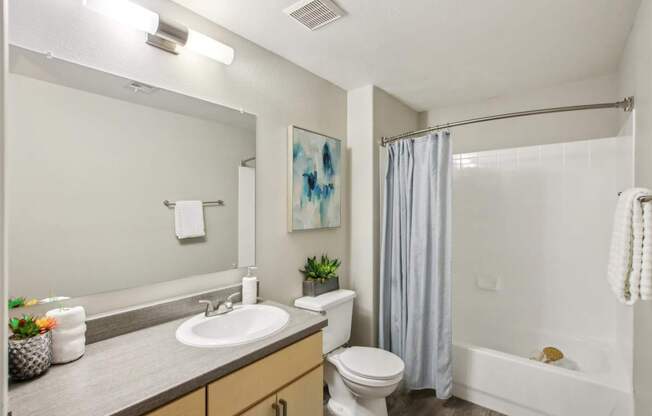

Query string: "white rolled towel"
[[640, 201, 652, 300], [608, 188, 652, 304], [46, 306, 86, 364]]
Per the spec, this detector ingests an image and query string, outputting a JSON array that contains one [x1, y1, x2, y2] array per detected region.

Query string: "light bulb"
[[83, 0, 159, 34], [185, 29, 235, 65]]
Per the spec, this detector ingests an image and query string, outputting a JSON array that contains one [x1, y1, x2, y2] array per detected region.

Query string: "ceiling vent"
[[283, 0, 345, 31]]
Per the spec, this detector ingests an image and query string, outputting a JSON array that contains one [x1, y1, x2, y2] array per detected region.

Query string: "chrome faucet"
[[199, 292, 240, 317]]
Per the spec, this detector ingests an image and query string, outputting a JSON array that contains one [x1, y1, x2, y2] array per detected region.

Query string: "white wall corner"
[[346, 85, 375, 346]]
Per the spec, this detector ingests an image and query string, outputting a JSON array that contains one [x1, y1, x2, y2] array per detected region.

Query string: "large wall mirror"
[[7, 46, 256, 301]]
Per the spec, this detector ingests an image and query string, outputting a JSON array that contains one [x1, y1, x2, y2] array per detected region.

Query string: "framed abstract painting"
[[288, 126, 342, 231]]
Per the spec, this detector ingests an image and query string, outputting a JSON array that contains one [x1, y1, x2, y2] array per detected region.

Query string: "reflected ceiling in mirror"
[[7, 46, 256, 302]]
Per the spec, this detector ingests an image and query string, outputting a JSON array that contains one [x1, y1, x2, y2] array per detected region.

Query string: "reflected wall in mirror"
[[7, 46, 256, 301]]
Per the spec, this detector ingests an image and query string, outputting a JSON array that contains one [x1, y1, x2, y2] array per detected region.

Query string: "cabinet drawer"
[[208, 332, 323, 416], [146, 388, 205, 416]]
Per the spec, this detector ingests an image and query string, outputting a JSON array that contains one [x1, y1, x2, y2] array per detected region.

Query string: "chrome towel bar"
[[163, 200, 224, 208]]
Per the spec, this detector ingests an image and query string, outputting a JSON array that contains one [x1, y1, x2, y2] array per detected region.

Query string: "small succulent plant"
[[300, 254, 341, 283], [9, 315, 57, 340]]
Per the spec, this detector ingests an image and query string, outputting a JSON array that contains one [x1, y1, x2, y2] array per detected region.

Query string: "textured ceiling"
[[173, 0, 641, 111]]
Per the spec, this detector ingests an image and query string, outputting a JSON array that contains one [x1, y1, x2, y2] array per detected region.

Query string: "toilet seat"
[[337, 361, 403, 388], [339, 347, 404, 380], [329, 347, 404, 388]]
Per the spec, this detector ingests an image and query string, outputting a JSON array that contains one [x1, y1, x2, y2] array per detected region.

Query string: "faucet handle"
[[199, 299, 214, 316], [225, 292, 240, 308]]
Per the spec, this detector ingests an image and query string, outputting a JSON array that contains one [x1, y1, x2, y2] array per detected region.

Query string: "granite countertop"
[[8, 301, 327, 416]]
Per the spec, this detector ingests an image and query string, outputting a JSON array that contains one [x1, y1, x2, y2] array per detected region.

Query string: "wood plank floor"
[[388, 390, 505, 416]]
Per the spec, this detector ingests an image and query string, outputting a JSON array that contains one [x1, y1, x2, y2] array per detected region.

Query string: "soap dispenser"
[[242, 267, 258, 305]]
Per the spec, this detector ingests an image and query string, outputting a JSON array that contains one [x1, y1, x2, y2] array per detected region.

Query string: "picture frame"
[[287, 125, 342, 232]]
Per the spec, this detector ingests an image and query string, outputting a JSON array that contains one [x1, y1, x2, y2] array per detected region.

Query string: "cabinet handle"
[[272, 402, 281, 416], [279, 399, 288, 416]]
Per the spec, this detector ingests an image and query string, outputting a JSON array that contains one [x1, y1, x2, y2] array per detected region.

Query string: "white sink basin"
[[175, 304, 290, 348]]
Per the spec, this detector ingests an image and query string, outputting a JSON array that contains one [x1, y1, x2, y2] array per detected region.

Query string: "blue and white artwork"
[[289, 126, 341, 231]]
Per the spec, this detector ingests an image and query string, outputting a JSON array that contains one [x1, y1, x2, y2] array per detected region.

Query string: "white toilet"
[[295, 289, 404, 416]]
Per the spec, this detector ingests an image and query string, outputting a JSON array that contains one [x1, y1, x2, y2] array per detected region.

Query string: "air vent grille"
[[284, 0, 345, 31]]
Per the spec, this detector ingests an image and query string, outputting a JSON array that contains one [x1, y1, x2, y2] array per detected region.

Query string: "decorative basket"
[[302, 277, 339, 297], [8, 331, 52, 381]]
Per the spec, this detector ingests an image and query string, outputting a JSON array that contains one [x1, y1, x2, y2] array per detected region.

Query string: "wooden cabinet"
[[208, 332, 323, 416], [146, 332, 323, 416], [146, 388, 206, 416], [240, 396, 277, 416], [275, 365, 323, 416], [239, 366, 323, 416]]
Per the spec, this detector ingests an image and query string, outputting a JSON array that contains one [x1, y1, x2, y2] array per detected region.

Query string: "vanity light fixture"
[[83, 0, 235, 65]]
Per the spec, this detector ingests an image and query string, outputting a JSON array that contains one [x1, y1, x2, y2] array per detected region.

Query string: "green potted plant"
[[300, 254, 341, 297], [8, 315, 57, 380]]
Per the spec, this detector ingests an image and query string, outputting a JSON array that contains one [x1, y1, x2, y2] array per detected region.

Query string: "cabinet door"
[[208, 333, 322, 415], [240, 395, 277, 416], [276, 365, 323, 416], [146, 388, 206, 416]]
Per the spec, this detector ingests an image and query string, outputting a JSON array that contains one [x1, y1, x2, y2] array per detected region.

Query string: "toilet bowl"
[[325, 347, 404, 416], [294, 290, 405, 416]]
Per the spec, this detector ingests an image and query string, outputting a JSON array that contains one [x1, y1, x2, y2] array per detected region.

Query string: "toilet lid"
[[339, 347, 404, 381]]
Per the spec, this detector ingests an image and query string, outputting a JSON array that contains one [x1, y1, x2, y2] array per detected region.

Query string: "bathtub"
[[451, 137, 635, 416], [452, 328, 633, 416]]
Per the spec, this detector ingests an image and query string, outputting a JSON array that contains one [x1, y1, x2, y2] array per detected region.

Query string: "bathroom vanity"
[[8, 301, 327, 416]]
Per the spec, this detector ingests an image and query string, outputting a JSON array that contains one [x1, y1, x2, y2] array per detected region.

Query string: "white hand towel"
[[607, 188, 652, 304], [174, 200, 205, 239]]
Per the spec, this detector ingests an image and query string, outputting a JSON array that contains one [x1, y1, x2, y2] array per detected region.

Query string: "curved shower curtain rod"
[[380, 96, 635, 147]]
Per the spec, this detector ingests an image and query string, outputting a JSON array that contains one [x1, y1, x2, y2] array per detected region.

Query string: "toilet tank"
[[294, 289, 356, 354]]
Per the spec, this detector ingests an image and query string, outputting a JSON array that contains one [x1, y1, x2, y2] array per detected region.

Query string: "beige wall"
[[347, 85, 419, 346], [7, 74, 255, 299], [8, 0, 347, 313], [618, 0, 652, 413], [422, 74, 622, 154]]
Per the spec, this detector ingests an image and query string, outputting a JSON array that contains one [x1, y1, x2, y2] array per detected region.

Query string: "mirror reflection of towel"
[[174, 200, 205, 239]]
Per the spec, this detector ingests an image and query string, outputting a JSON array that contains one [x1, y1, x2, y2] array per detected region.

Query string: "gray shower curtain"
[[379, 132, 452, 399]]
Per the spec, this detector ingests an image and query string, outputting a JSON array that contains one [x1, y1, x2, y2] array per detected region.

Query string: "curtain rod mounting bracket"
[[621, 96, 635, 112]]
